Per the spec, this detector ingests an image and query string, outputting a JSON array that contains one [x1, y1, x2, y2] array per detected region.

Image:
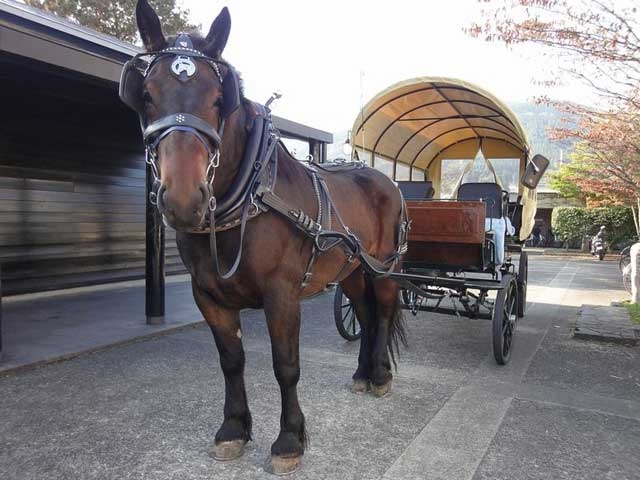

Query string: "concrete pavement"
[[0, 258, 638, 479]]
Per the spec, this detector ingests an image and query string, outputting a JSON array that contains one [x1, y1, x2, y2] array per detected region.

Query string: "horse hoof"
[[371, 380, 392, 398], [351, 379, 369, 394], [271, 454, 302, 476], [211, 439, 246, 461]]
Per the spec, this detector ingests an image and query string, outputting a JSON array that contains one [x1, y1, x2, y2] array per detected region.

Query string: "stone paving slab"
[[0, 329, 454, 480], [472, 398, 640, 480], [526, 303, 640, 404], [574, 304, 639, 345], [0, 277, 202, 373]]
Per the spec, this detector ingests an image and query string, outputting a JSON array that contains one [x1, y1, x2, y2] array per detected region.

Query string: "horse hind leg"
[[370, 275, 407, 397], [339, 268, 377, 394]]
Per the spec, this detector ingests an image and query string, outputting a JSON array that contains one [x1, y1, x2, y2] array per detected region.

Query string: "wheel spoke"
[[342, 305, 353, 323]]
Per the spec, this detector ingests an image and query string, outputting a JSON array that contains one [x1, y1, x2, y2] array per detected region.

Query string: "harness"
[[119, 34, 410, 286]]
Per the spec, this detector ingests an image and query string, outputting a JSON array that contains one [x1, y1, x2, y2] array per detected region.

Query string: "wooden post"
[[145, 163, 165, 325], [0, 264, 3, 361], [308, 140, 319, 163]]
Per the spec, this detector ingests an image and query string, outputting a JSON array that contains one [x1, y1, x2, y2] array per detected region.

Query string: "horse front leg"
[[192, 284, 252, 461], [263, 287, 306, 475]]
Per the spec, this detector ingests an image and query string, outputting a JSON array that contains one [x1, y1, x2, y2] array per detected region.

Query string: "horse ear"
[[205, 7, 231, 58], [136, 0, 166, 51]]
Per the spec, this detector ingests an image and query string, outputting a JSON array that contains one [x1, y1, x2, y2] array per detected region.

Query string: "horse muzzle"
[[156, 182, 211, 231]]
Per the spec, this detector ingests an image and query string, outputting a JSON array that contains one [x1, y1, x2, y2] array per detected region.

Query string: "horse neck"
[[212, 104, 248, 198], [273, 143, 317, 198]]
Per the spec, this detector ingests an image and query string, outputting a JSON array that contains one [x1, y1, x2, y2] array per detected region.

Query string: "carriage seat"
[[457, 182, 505, 218], [457, 183, 513, 265], [397, 181, 435, 200]]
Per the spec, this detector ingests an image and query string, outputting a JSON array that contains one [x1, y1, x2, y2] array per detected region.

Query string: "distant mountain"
[[509, 102, 576, 169]]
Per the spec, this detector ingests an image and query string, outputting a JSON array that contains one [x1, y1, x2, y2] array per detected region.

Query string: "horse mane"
[[165, 33, 245, 98]]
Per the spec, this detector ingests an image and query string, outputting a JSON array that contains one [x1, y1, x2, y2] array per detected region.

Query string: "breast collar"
[[199, 101, 279, 233]]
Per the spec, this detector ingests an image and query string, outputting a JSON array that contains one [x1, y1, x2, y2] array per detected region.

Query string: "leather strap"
[[214, 110, 266, 220], [144, 113, 222, 147], [209, 130, 279, 279], [256, 168, 404, 281]]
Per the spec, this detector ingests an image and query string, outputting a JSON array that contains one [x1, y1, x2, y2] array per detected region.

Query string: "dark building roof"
[[0, 0, 332, 143]]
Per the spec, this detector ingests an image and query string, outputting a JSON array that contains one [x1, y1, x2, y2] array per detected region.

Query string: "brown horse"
[[129, 0, 406, 474]]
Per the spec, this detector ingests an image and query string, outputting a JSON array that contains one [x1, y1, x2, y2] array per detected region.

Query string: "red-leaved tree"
[[468, 0, 640, 233]]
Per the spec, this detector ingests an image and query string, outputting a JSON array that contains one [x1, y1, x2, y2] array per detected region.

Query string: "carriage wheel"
[[517, 251, 528, 318], [401, 288, 417, 307], [619, 252, 631, 273], [622, 264, 632, 293], [333, 285, 361, 341], [492, 274, 518, 365]]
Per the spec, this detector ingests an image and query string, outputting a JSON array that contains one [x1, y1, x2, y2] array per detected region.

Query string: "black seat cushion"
[[457, 182, 504, 218], [398, 181, 434, 200]]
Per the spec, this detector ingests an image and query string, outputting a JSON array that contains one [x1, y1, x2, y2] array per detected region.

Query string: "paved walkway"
[[575, 304, 639, 345], [1, 258, 638, 479], [0, 275, 200, 373]]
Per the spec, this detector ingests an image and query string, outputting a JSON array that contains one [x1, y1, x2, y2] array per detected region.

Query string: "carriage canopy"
[[350, 77, 538, 240]]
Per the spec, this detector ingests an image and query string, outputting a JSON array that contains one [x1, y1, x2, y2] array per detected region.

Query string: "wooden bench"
[[403, 200, 488, 270]]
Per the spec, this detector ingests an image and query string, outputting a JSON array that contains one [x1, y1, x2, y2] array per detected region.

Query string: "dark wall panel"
[[0, 56, 185, 295]]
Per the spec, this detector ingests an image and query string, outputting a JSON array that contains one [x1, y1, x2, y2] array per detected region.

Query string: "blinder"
[[119, 59, 145, 115]]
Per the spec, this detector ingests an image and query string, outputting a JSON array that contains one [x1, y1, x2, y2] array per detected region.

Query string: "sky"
[[182, 0, 589, 134]]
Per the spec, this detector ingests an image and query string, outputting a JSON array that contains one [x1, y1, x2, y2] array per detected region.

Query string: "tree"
[[547, 161, 586, 202], [468, 0, 640, 234], [24, 0, 198, 43], [468, 0, 640, 109]]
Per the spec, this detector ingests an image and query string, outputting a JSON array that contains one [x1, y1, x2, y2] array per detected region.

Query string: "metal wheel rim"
[[340, 296, 360, 337], [623, 272, 632, 293], [518, 252, 528, 317], [501, 281, 517, 357], [620, 256, 630, 272]]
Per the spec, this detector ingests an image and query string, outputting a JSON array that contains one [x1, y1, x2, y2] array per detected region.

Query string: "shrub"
[[551, 206, 636, 248]]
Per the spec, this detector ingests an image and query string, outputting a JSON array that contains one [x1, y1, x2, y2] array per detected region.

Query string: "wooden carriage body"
[[403, 200, 491, 272]]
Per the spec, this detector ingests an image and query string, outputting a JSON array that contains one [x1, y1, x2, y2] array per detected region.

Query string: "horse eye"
[[143, 91, 153, 104], [214, 97, 223, 108]]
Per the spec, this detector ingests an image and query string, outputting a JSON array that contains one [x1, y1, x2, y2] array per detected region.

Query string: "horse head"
[[133, 0, 243, 231]]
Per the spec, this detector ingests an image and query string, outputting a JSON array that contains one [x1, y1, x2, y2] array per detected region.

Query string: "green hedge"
[[551, 206, 636, 247]]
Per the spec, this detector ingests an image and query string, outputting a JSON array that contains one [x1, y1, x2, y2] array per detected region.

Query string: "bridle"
[[119, 33, 241, 209], [143, 112, 222, 210]]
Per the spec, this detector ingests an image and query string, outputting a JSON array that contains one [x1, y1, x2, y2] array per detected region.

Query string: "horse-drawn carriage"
[[334, 77, 548, 365], [120, 0, 552, 468]]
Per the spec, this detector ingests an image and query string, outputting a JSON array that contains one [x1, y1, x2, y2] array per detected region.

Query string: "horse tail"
[[387, 287, 407, 370]]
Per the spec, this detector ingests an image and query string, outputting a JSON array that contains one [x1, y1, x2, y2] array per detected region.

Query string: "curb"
[[0, 320, 205, 378]]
